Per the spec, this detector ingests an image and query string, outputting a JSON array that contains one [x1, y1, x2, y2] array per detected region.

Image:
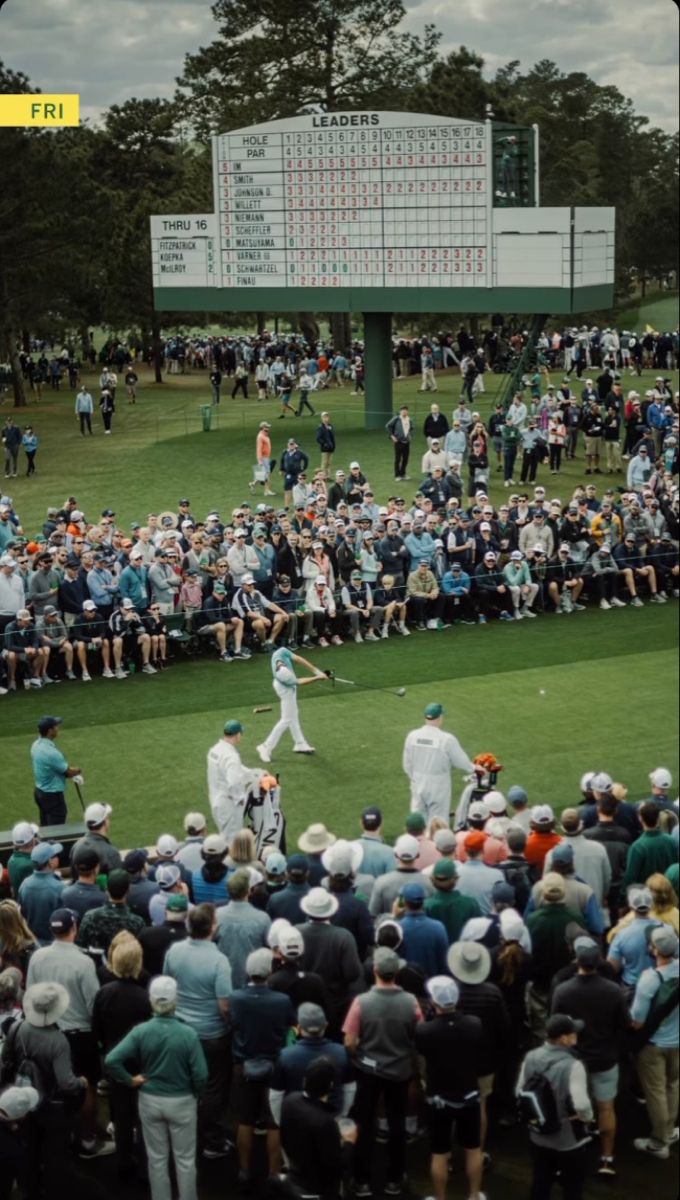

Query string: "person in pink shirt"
[[404, 812, 439, 870]]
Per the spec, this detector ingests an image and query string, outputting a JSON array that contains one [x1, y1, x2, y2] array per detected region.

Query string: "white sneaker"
[[354, 633, 363, 643], [365, 631, 379, 641], [29, 677, 43, 687], [611, 597, 626, 607], [115, 667, 126, 679], [600, 599, 611, 610], [426, 619, 439, 629], [400, 623, 410, 636], [630, 596, 643, 607], [521, 607, 537, 618], [381, 626, 389, 639], [256, 743, 272, 764], [102, 668, 114, 678], [82, 672, 92, 682], [633, 1137, 669, 1159], [293, 744, 315, 754], [142, 663, 157, 674], [514, 610, 523, 620], [66, 670, 77, 680]]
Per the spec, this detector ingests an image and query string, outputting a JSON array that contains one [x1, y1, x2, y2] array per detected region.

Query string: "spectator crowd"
[[0, 762, 678, 1200], [1, 359, 678, 693]]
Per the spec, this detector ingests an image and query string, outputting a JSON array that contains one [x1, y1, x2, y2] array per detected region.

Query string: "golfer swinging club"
[[403, 702, 475, 823], [256, 646, 326, 762]]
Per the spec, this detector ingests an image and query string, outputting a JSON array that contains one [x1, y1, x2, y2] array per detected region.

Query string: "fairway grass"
[[3, 606, 677, 847]]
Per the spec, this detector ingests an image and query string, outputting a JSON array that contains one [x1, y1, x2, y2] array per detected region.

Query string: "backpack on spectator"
[[629, 970, 679, 1053], [517, 1069, 561, 1135], [0, 1019, 48, 1103]]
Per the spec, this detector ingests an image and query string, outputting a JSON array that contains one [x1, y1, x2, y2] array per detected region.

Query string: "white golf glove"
[[72, 774, 84, 786]]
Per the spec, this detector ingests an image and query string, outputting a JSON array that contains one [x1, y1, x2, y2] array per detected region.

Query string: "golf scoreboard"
[[214, 112, 491, 290], [151, 109, 615, 313]]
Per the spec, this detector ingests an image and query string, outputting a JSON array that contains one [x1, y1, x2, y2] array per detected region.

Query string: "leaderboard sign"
[[151, 110, 615, 314], [213, 112, 491, 290]]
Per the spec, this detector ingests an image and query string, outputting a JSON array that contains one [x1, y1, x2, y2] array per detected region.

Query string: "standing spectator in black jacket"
[[423, 403, 449, 446], [582, 403, 604, 474], [448, 940, 511, 1157], [58, 559, 89, 627], [322, 841, 374, 961], [551, 937, 630, 1177], [92, 935, 151, 1181], [279, 1058, 352, 1200], [300, 889, 362, 1036], [315, 412, 336, 478], [415, 975, 484, 1200], [583, 793, 632, 925]]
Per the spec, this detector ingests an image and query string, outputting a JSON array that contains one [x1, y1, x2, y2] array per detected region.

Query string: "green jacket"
[[425, 889, 481, 944], [105, 1013, 208, 1097], [7, 850, 33, 896], [622, 829, 677, 890], [526, 903, 586, 988]]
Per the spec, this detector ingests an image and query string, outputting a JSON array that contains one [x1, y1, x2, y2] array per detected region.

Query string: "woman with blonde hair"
[[607, 872, 679, 942], [228, 828, 259, 871], [0, 900, 38, 978], [92, 932, 151, 1182]]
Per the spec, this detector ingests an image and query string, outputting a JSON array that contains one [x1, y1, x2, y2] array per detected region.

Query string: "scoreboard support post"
[[363, 311, 393, 429]]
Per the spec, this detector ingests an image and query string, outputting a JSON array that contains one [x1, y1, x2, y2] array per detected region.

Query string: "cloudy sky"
[[1, 0, 677, 131]]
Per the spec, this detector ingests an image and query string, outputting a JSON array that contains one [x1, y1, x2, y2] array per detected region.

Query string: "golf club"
[[74, 779, 85, 813], [326, 670, 406, 699]]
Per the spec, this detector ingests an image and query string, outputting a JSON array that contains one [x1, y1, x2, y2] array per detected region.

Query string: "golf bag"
[[560, 584, 575, 614], [453, 755, 504, 830], [245, 777, 287, 857]]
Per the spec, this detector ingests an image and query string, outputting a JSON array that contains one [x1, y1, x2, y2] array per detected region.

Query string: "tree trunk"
[[5, 332, 27, 407], [151, 312, 163, 383], [256, 311, 266, 334], [21, 328, 30, 353], [640, 273, 647, 298], [297, 311, 320, 345], [330, 312, 352, 353]]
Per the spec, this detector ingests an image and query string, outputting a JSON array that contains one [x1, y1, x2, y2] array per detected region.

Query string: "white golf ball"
[[539, 688, 546, 695]]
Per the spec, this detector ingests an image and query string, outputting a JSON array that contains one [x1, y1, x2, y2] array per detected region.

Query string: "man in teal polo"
[[30, 715, 82, 825]]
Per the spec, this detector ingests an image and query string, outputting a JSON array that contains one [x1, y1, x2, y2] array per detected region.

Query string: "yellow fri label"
[[0, 94, 80, 126]]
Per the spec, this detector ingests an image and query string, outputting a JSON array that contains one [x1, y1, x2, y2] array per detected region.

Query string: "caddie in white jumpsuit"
[[256, 646, 326, 762], [207, 718, 264, 842], [402, 701, 475, 822]]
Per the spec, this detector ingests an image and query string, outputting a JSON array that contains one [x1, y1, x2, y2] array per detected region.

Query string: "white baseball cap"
[[12, 821, 39, 847], [485, 790, 507, 815], [394, 834, 419, 861], [241, 573, 255, 584], [468, 801, 490, 821], [156, 834, 179, 858], [650, 767, 673, 790], [531, 804, 554, 825], [149, 976, 177, 1004], [84, 803, 112, 827]]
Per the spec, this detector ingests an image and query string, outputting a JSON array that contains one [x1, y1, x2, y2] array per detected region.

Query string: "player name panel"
[[213, 114, 491, 289], [150, 215, 219, 287]]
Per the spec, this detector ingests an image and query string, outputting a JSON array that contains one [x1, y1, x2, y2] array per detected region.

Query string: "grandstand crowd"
[[0, 764, 678, 1200], [1, 357, 678, 692]]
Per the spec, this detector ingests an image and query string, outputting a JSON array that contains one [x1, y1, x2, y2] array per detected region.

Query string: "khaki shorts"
[[478, 1073, 494, 1099], [584, 436, 602, 456]]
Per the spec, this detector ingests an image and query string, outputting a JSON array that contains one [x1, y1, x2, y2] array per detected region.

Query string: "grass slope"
[[614, 293, 679, 334], [3, 606, 677, 846]]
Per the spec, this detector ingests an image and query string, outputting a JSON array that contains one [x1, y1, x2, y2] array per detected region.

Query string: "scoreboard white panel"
[[150, 215, 219, 287], [213, 112, 492, 290]]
